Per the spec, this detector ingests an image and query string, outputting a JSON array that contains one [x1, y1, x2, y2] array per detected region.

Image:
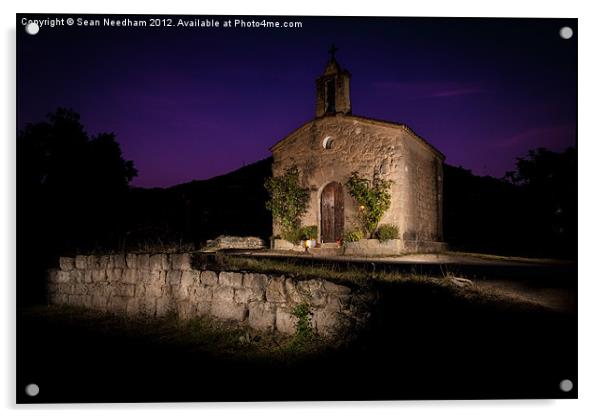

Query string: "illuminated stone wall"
[[271, 114, 444, 249], [47, 253, 373, 337]]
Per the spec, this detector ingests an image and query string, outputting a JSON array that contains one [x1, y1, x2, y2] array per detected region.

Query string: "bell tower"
[[315, 44, 352, 118]]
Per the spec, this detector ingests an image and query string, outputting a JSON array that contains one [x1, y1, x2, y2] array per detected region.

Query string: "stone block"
[[122, 269, 138, 284], [150, 254, 168, 271], [137, 254, 150, 271], [126, 298, 142, 316], [59, 257, 75, 271], [116, 284, 135, 297], [145, 281, 164, 298], [243, 273, 268, 291], [149, 270, 166, 285], [174, 284, 189, 300], [47, 282, 59, 294], [196, 300, 212, 317], [191, 285, 213, 303], [181, 270, 198, 288], [200, 270, 218, 286], [139, 298, 156, 316], [248, 301, 276, 331], [97, 255, 109, 269], [312, 309, 341, 337], [49, 292, 68, 305], [211, 299, 248, 321], [47, 269, 59, 284], [137, 269, 151, 282], [170, 253, 191, 271], [111, 254, 126, 269], [82, 295, 94, 308], [298, 279, 324, 295], [323, 281, 351, 295], [218, 271, 243, 288], [126, 253, 137, 269], [135, 283, 146, 298], [75, 255, 87, 269], [234, 287, 254, 304], [155, 296, 174, 317], [106, 268, 123, 283], [74, 271, 84, 284], [55, 270, 72, 283], [91, 294, 108, 310], [72, 284, 88, 295], [86, 255, 99, 269], [100, 283, 114, 297], [367, 239, 380, 249], [68, 294, 83, 306], [285, 278, 305, 304], [299, 280, 328, 307], [266, 276, 287, 303], [167, 270, 182, 286], [206, 235, 266, 250], [176, 301, 195, 320], [108, 296, 129, 314], [326, 294, 351, 311], [213, 286, 234, 302], [57, 282, 73, 294], [91, 269, 106, 283], [275, 306, 298, 335], [273, 239, 305, 252]]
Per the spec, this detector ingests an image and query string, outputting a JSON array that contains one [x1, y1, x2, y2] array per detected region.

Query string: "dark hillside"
[[123, 158, 273, 247]]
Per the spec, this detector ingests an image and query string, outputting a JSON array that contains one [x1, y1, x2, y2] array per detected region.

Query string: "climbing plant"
[[345, 171, 393, 238], [264, 166, 310, 243]]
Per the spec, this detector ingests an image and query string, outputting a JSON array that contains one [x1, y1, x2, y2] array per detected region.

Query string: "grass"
[[207, 254, 553, 311], [21, 304, 327, 363], [440, 250, 574, 264]]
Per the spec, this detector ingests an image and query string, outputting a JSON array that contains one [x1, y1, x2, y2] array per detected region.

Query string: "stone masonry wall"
[[47, 253, 373, 338]]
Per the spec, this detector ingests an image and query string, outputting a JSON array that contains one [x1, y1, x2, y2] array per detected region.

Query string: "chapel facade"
[[269, 49, 446, 252]]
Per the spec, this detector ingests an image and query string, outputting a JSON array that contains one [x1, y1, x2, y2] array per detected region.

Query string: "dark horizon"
[[17, 15, 577, 188]]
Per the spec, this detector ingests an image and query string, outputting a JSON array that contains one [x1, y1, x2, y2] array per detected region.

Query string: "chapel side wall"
[[272, 116, 409, 241], [401, 131, 443, 242]]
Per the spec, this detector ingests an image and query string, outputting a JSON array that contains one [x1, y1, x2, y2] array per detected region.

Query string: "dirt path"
[[472, 277, 576, 313]]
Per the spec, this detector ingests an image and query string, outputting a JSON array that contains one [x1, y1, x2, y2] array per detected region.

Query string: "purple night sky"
[[17, 16, 577, 188]]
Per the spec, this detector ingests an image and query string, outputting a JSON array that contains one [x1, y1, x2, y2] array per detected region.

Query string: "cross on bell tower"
[[315, 45, 352, 118], [328, 43, 339, 61]]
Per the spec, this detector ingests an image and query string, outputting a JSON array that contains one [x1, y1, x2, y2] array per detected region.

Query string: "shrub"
[[298, 225, 318, 240], [265, 166, 310, 243], [292, 303, 313, 340], [375, 224, 399, 242], [343, 230, 364, 243], [345, 171, 393, 238]]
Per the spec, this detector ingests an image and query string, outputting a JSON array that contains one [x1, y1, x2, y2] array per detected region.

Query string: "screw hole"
[[25, 383, 39, 397], [559, 379, 573, 392], [559, 26, 573, 40], [25, 22, 40, 35]]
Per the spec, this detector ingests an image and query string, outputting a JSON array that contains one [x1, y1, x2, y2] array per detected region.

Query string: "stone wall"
[[205, 235, 266, 250], [47, 253, 373, 338]]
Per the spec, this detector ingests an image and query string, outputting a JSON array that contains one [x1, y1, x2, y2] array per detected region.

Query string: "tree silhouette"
[[18, 108, 137, 303], [504, 147, 577, 257]]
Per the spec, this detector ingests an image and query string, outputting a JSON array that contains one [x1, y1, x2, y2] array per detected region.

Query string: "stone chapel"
[[269, 48, 446, 253]]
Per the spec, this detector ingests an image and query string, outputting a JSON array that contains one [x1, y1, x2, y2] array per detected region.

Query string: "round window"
[[322, 136, 334, 149]]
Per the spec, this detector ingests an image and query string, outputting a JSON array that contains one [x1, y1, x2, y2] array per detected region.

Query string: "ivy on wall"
[[264, 166, 310, 242], [345, 171, 393, 239]]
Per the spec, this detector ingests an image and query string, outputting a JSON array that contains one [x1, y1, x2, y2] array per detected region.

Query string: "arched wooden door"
[[320, 182, 344, 243]]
